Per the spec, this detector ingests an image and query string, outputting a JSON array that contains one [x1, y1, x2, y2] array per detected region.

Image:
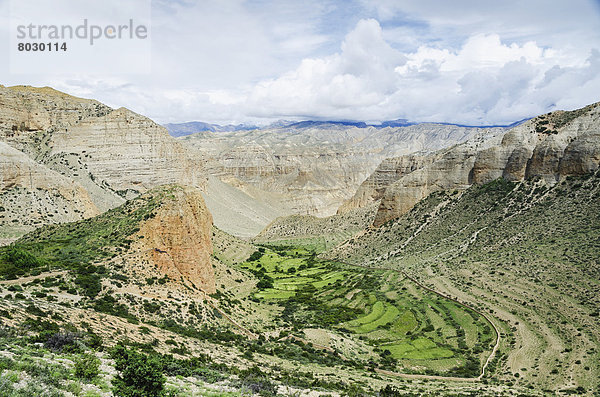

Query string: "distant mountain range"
[[163, 121, 259, 137], [164, 118, 528, 137]]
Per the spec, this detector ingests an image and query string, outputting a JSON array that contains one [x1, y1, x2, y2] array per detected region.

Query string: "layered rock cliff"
[[337, 153, 439, 213], [339, 128, 505, 214], [48, 106, 204, 194], [372, 102, 600, 225], [0, 85, 206, 239], [181, 123, 507, 218], [133, 185, 215, 294]]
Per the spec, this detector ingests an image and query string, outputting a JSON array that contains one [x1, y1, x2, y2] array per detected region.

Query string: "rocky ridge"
[[0, 85, 206, 240], [181, 123, 508, 218], [366, 102, 600, 225]]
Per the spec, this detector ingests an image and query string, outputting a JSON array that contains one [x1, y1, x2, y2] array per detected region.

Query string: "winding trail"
[[0, 270, 68, 285]]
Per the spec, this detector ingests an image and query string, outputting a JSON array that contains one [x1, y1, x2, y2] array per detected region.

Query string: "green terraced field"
[[239, 245, 497, 376], [349, 301, 385, 325]]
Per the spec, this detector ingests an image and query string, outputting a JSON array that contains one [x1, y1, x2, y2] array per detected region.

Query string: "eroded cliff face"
[[49, 107, 204, 194], [0, 85, 112, 155], [0, 85, 206, 239], [372, 102, 600, 226], [134, 186, 215, 294], [181, 123, 507, 218], [337, 153, 440, 213]]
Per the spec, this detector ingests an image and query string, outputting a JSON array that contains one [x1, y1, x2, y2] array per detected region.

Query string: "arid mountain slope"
[[181, 122, 507, 218], [201, 175, 289, 239], [254, 203, 378, 250], [369, 102, 600, 225], [325, 174, 600, 394], [0, 141, 100, 243], [0, 85, 206, 241]]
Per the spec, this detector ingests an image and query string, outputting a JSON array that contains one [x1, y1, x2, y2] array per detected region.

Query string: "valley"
[[0, 85, 598, 396]]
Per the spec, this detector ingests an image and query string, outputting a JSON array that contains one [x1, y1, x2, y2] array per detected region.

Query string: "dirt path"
[[205, 297, 259, 340], [374, 368, 478, 382], [0, 270, 68, 285]]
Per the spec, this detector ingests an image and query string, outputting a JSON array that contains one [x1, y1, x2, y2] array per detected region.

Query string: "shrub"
[[45, 332, 81, 352], [111, 344, 165, 397], [0, 247, 45, 279], [238, 367, 276, 396], [74, 353, 101, 381], [379, 384, 402, 396], [248, 251, 264, 262], [256, 275, 274, 289]]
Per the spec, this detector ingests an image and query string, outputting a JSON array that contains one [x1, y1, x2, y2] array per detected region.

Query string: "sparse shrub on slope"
[[74, 353, 100, 381], [111, 344, 166, 397]]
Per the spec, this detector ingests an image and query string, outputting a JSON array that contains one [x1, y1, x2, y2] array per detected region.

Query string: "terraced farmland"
[[239, 246, 497, 377]]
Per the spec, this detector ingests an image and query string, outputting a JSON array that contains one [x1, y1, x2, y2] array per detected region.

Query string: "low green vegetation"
[[0, 188, 166, 282]]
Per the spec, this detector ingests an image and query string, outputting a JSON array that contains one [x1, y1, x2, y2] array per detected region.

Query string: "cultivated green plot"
[[348, 301, 385, 326], [298, 267, 327, 276], [312, 271, 346, 288], [241, 244, 496, 377], [349, 304, 399, 333], [391, 310, 418, 335], [274, 277, 316, 290]]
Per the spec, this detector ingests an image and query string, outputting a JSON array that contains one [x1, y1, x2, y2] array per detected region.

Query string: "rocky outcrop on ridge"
[[372, 102, 600, 225], [133, 185, 215, 294]]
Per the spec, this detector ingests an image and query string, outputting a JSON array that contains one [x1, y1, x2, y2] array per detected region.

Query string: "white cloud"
[[245, 19, 406, 119], [237, 21, 600, 124], [2, 1, 599, 125]]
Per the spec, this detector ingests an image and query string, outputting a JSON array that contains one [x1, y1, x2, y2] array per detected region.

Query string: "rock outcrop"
[[134, 186, 215, 294], [372, 102, 600, 225], [337, 153, 439, 213]]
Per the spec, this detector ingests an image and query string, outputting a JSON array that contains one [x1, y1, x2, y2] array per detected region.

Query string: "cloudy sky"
[[2, 0, 600, 125]]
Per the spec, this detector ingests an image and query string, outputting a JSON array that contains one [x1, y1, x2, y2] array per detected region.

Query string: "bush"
[[111, 344, 165, 397], [248, 251, 264, 262], [0, 247, 45, 279], [74, 353, 101, 381], [256, 275, 274, 289], [238, 367, 276, 396], [378, 384, 402, 396], [45, 332, 81, 353]]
